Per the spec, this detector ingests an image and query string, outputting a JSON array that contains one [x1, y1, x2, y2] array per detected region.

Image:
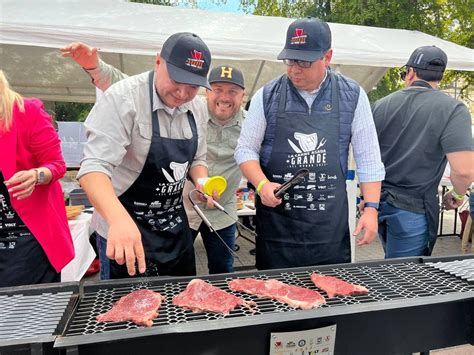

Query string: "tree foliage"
[[245, 0, 473, 101], [54, 102, 93, 122]]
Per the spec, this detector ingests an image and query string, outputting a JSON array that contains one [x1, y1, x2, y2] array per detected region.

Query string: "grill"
[[0, 283, 78, 354], [54, 255, 474, 355]]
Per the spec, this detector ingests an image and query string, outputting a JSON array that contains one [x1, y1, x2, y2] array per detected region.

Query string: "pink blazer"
[[0, 98, 74, 272]]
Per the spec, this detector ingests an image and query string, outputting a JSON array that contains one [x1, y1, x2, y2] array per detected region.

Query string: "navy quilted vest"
[[261, 71, 360, 177]]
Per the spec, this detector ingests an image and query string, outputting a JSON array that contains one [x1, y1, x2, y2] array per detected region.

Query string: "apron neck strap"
[[277, 75, 289, 113], [329, 72, 340, 113]]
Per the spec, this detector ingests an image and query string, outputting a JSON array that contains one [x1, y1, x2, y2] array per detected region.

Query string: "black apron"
[[381, 80, 439, 255], [109, 71, 197, 278], [256, 74, 351, 270], [0, 171, 59, 287]]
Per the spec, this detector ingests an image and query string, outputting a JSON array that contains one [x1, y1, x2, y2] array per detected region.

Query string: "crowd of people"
[[0, 17, 472, 287]]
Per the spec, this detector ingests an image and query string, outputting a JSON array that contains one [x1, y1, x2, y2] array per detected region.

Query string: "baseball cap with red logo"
[[161, 32, 212, 89], [277, 17, 331, 62]]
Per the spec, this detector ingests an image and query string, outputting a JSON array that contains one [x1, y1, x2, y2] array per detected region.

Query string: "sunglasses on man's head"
[[283, 59, 313, 68]]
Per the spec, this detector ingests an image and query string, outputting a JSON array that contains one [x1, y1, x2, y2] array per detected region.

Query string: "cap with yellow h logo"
[[208, 65, 245, 89]]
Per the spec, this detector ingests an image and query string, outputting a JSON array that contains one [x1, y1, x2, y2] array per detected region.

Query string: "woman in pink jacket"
[[0, 70, 74, 287]]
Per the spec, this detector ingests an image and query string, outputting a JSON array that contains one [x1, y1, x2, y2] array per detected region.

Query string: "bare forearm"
[[239, 160, 267, 187], [448, 151, 474, 194], [189, 165, 209, 185], [79, 172, 131, 225], [360, 181, 381, 202]]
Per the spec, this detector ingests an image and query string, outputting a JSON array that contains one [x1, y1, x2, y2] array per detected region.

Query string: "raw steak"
[[228, 278, 325, 310], [172, 279, 255, 315], [96, 289, 165, 327], [310, 273, 369, 298]]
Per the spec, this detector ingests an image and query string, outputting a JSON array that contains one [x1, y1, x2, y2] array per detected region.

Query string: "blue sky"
[[179, 0, 252, 14]]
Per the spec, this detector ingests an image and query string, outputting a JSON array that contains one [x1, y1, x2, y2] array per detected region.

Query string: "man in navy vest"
[[235, 17, 385, 270]]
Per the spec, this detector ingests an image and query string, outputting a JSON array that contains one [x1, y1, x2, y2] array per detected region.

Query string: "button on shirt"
[[235, 72, 385, 183], [77, 65, 208, 237]]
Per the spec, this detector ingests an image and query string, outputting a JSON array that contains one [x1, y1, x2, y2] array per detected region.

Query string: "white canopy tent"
[[1, 0, 473, 103]]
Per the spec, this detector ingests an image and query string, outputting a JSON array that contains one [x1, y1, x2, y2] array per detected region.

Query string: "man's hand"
[[442, 191, 465, 210], [4, 170, 37, 200], [60, 42, 99, 70], [259, 181, 282, 208], [353, 208, 378, 246], [195, 182, 220, 209], [106, 217, 146, 276]]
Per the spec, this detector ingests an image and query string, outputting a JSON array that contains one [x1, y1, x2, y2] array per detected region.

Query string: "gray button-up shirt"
[[77, 62, 208, 237], [184, 108, 245, 231]]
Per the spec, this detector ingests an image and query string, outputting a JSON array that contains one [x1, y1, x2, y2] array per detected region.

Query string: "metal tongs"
[[274, 168, 310, 198]]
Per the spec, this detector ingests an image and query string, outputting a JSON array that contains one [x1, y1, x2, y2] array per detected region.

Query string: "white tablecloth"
[[237, 202, 256, 217], [61, 212, 96, 282]]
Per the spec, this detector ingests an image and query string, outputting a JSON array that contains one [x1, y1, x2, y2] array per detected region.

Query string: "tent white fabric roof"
[[1, 0, 473, 103]]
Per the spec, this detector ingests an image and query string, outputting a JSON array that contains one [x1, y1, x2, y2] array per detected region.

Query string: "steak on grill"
[[96, 289, 165, 327], [310, 273, 369, 298], [172, 279, 255, 315], [228, 278, 325, 310]]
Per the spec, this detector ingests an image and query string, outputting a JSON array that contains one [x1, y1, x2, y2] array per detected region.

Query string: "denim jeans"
[[192, 223, 236, 274], [378, 200, 429, 258], [96, 234, 110, 280]]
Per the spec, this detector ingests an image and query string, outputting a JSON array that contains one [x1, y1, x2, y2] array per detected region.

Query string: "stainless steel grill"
[[60, 259, 474, 338], [428, 258, 474, 282], [0, 283, 77, 349]]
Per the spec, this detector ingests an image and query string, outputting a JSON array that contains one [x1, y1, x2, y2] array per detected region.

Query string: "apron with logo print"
[[0, 171, 59, 286], [256, 74, 351, 270], [110, 71, 197, 278]]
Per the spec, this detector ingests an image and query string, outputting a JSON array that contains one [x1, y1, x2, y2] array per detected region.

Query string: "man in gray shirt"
[[62, 44, 246, 275], [65, 33, 214, 278], [372, 45, 473, 258]]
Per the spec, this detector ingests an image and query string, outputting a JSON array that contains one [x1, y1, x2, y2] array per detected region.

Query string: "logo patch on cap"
[[186, 50, 204, 70], [220, 66, 233, 79], [291, 28, 307, 45]]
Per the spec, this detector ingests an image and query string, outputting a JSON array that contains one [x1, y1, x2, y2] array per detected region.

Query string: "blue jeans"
[[378, 201, 429, 258], [192, 223, 236, 274], [96, 234, 110, 280]]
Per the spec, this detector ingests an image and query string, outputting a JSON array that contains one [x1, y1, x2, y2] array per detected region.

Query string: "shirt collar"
[[207, 107, 244, 127]]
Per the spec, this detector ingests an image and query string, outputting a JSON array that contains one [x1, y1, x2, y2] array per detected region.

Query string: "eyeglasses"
[[400, 67, 414, 81], [283, 59, 313, 69], [400, 70, 407, 81]]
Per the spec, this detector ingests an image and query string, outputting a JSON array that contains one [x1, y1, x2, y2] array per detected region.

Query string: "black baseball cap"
[[405, 45, 447, 72], [161, 32, 212, 89], [277, 17, 331, 62], [208, 65, 245, 89]]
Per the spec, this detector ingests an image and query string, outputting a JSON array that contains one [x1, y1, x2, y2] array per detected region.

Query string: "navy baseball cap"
[[277, 17, 331, 62], [208, 65, 245, 89], [405, 45, 447, 72], [161, 32, 212, 89]]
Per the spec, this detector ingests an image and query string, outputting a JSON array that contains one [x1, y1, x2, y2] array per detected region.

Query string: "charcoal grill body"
[[55, 255, 474, 355]]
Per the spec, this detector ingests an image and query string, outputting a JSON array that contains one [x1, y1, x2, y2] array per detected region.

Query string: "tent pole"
[[248, 60, 265, 99]]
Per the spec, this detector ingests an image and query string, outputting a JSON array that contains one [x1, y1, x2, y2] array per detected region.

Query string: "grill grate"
[[63, 261, 474, 337], [0, 291, 74, 343], [427, 259, 474, 282]]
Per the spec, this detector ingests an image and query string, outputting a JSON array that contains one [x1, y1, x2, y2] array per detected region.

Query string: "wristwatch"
[[364, 202, 379, 210], [35, 168, 45, 185]]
